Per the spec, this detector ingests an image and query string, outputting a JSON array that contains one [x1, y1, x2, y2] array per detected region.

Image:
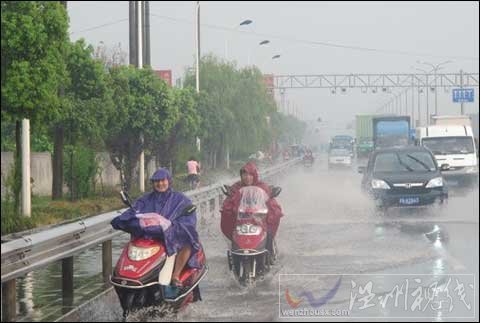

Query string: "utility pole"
[[417, 88, 421, 127], [129, 1, 136, 66], [143, 1, 150, 66], [405, 89, 408, 116], [396, 93, 399, 115], [426, 81, 430, 125], [460, 69, 465, 115], [195, 1, 200, 93], [137, 1, 145, 192], [411, 82, 415, 126]]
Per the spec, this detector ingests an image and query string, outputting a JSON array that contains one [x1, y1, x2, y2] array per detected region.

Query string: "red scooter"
[[110, 191, 208, 320], [221, 185, 281, 285]]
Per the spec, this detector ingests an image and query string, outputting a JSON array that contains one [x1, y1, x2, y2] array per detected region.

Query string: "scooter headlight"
[[236, 224, 261, 235], [248, 225, 260, 234], [128, 245, 160, 261]]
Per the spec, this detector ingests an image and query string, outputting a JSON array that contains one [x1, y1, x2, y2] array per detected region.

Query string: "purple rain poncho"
[[111, 168, 201, 268]]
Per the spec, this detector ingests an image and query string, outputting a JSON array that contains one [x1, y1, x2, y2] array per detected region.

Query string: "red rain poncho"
[[220, 162, 284, 240]]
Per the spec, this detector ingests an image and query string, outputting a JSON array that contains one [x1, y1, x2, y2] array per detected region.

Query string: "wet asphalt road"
[[69, 156, 479, 322]]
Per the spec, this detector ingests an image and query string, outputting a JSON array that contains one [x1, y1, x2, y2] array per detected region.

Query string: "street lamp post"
[[411, 75, 415, 126], [272, 54, 281, 68], [248, 39, 270, 66], [225, 19, 252, 60], [417, 60, 452, 116], [405, 88, 408, 116], [414, 67, 432, 125], [224, 19, 251, 169], [417, 87, 422, 127]]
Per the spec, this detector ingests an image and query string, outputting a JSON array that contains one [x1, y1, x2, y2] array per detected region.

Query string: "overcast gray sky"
[[68, 1, 479, 134]]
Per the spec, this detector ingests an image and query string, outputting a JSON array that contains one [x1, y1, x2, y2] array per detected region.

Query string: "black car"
[[358, 146, 448, 210]]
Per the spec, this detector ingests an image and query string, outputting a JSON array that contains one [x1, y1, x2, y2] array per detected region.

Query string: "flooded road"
[[13, 155, 479, 321]]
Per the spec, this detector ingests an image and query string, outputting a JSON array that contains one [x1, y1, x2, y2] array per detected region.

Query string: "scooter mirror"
[[271, 186, 282, 198], [120, 190, 133, 208], [221, 185, 231, 197]]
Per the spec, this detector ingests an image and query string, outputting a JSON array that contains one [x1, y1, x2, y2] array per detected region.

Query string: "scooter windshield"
[[238, 186, 269, 215]]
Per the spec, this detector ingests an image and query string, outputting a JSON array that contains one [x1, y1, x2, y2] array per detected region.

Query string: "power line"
[[149, 13, 478, 62], [69, 18, 128, 35], [69, 11, 479, 62]]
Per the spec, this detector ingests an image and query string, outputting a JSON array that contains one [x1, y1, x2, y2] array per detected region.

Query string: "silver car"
[[328, 148, 352, 169]]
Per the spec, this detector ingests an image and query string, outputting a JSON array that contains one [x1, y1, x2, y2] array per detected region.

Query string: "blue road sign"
[[452, 88, 474, 103]]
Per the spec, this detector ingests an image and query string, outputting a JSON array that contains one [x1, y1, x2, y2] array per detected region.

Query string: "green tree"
[[106, 66, 177, 191], [1, 1, 69, 211], [271, 112, 307, 145], [229, 66, 276, 158], [54, 39, 114, 200], [184, 55, 236, 168], [184, 54, 279, 168], [152, 87, 201, 174]]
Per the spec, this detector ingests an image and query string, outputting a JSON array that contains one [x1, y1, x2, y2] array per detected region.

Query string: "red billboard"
[[154, 70, 172, 87], [263, 74, 274, 89], [263, 74, 274, 98]]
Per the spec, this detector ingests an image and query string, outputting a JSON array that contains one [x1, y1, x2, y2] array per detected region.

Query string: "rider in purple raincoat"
[[111, 168, 200, 287]]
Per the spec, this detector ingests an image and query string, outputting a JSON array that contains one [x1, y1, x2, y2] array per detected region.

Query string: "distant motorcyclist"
[[303, 149, 314, 163], [220, 162, 283, 252]]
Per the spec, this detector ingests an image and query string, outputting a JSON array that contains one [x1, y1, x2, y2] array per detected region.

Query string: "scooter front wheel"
[[234, 256, 255, 286], [120, 291, 136, 321]]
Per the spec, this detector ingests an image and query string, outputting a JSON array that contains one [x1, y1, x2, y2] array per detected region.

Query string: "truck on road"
[[418, 115, 478, 189], [355, 114, 374, 158], [372, 116, 411, 150]]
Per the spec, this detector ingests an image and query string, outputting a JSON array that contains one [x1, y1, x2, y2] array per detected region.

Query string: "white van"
[[417, 125, 478, 187]]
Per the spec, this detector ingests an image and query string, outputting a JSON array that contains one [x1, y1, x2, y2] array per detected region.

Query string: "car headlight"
[[236, 224, 261, 235], [128, 245, 160, 261], [371, 179, 391, 189], [426, 177, 443, 188]]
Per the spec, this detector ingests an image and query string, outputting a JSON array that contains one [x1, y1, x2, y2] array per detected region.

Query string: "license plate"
[[399, 197, 420, 205]]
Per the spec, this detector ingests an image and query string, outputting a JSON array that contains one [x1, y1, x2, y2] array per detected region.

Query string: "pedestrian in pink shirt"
[[186, 157, 201, 190]]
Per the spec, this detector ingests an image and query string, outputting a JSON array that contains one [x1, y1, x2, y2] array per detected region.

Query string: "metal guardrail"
[[1, 211, 124, 283], [0, 158, 300, 322]]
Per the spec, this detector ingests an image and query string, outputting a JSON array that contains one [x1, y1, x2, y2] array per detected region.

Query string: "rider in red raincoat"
[[220, 162, 283, 247]]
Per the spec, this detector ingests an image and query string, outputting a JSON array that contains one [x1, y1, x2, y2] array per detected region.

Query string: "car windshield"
[[373, 151, 437, 173], [422, 137, 475, 155], [330, 149, 350, 156]]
